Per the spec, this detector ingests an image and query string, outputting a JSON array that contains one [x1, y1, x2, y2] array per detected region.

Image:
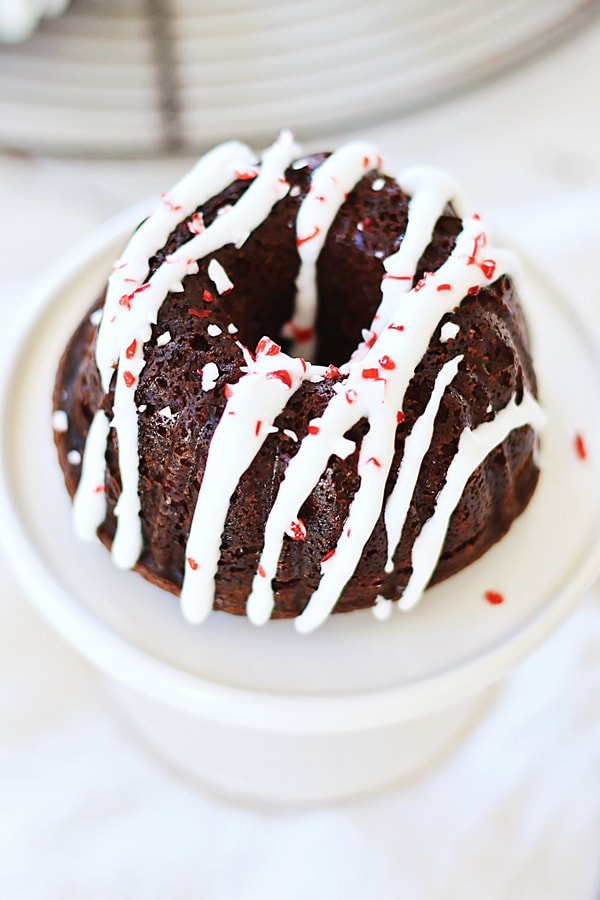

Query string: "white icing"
[[207, 259, 234, 295], [181, 343, 308, 623], [399, 390, 545, 611], [92, 131, 297, 571], [73, 135, 544, 632], [384, 355, 463, 574], [286, 142, 381, 358], [72, 410, 110, 541]]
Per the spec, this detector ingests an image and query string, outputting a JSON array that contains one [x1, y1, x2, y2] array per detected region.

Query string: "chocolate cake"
[[53, 131, 544, 632]]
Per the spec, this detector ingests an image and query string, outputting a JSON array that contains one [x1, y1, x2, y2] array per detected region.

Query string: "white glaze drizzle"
[[181, 340, 308, 623], [95, 139, 257, 392], [284, 142, 382, 359], [383, 355, 463, 574], [73, 135, 544, 631], [399, 389, 545, 611], [72, 409, 110, 540], [95, 131, 297, 569]]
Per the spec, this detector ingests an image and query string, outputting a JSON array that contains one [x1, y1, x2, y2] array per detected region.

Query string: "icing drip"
[[399, 389, 545, 611], [349, 167, 459, 365], [73, 134, 544, 631], [72, 409, 110, 540], [383, 355, 463, 574], [249, 217, 521, 633], [96, 139, 257, 393], [181, 340, 307, 624], [284, 142, 382, 359], [95, 131, 297, 569]]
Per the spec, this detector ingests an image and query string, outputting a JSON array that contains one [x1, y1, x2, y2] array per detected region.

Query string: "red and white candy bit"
[[188, 308, 210, 319], [256, 337, 281, 357], [325, 364, 341, 379], [187, 557, 199, 571], [285, 518, 307, 541], [266, 369, 293, 389], [187, 212, 205, 235], [307, 420, 320, 435], [296, 225, 321, 247], [234, 166, 259, 181], [118, 282, 151, 311], [123, 371, 136, 388], [160, 192, 183, 213]]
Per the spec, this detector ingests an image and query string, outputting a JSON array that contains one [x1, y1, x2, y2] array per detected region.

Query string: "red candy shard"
[[255, 420, 262, 437], [321, 548, 336, 563], [296, 225, 321, 247], [92, 484, 104, 494], [366, 456, 381, 467], [396, 410, 405, 424], [187, 212, 205, 235], [307, 423, 320, 435], [286, 518, 307, 541], [362, 367, 380, 380], [379, 355, 395, 370], [256, 337, 281, 356], [203, 289, 214, 303], [224, 384, 233, 399], [125, 339, 137, 359], [258, 564, 267, 578], [388, 324, 405, 331], [480, 259, 496, 280], [266, 369, 293, 389], [325, 364, 341, 379], [123, 371, 135, 388], [467, 285, 481, 296], [575, 433, 587, 460], [484, 590, 504, 605], [187, 557, 199, 571], [188, 308, 210, 318], [362, 155, 370, 168], [437, 283, 452, 292]]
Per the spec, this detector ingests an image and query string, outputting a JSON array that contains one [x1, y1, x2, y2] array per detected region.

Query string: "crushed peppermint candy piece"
[[158, 406, 177, 421], [439, 321, 460, 342], [187, 212, 205, 235], [227, 323, 239, 334], [156, 330, 172, 347], [67, 449, 82, 466], [289, 185, 301, 197], [52, 410, 69, 432], [89, 309, 103, 327], [201, 362, 219, 391], [371, 177, 385, 191], [207, 259, 234, 295], [282, 428, 298, 441], [138, 404, 147, 413], [207, 324, 222, 337]]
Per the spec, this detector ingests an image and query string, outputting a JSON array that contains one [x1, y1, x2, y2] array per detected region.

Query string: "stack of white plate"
[[0, 0, 596, 158]]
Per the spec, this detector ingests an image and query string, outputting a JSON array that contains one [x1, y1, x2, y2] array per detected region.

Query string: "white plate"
[[1, 204, 600, 738]]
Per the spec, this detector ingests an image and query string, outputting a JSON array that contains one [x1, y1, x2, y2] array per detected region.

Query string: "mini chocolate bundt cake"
[[53, 131, 544, 632]]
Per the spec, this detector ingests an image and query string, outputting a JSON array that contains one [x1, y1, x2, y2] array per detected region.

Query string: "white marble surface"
[[2, 16, 600, 899]]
